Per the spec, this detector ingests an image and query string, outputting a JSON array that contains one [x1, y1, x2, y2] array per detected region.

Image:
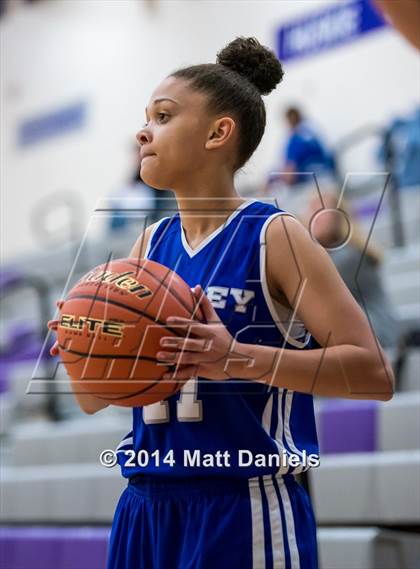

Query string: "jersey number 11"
[[143, 377, 203, 424]]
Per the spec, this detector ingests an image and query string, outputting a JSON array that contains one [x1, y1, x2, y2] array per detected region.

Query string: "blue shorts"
[[106, 473, 318, 569]]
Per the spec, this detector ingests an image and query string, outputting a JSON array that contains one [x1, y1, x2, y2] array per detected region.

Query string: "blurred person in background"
[[263, 106, 337, 216], [276, 106, 336, 187], [377, 106, 420, 189], [302, 191, 401, 355]]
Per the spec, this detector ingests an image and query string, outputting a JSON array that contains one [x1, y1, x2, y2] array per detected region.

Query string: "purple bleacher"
[[0, 323, 53, 393], [0, 526, 111, 569], [0, 268, 23, 292], [0, 267, 54, 393], [318, 399, 378, 454]]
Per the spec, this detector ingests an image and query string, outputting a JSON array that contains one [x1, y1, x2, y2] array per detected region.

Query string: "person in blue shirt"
[[282, 107, 336, 186], [264, 106, 336, 191]]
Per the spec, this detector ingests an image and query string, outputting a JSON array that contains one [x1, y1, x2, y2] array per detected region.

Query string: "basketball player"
[[50, 37, 394, 568]]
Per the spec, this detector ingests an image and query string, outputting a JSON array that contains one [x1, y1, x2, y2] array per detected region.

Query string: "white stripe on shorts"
[[248, 479, 266, 569], [248, 475, 300, 569], [278, 478, 300, 569], [263, 475, 286, 568]]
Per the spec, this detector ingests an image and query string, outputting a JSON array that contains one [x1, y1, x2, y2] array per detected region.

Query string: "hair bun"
[[216, 37, 284, 96]]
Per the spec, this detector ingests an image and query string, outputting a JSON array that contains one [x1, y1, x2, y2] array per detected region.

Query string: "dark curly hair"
[[170, 37, 284, 170]]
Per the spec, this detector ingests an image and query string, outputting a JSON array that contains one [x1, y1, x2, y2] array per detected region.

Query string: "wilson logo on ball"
[[83, 269, 153, 299], [59, 314, 125, 338]]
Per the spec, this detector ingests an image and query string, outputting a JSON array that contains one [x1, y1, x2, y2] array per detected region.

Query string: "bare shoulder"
[[265, 213, 328, 272], [266, 213, 313, 250], [265, 213, 341, 305], [129, 221, 159, 259]]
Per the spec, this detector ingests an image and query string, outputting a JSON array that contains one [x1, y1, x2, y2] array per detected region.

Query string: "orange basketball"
[[56, 258, 205, 407]]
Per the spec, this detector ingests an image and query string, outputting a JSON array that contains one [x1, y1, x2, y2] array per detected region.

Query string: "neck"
[[171, 168, 245, 248]]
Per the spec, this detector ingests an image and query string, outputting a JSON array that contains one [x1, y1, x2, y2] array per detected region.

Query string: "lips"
[[140, 152, 156, 161]]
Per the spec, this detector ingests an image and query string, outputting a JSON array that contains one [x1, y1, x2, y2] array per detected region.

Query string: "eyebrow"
[[145, 97, 180, 116], [153, 97, 179, 105]]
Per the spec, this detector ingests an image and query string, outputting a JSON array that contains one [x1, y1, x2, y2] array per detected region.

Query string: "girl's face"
[[136, 76, 226, 190]]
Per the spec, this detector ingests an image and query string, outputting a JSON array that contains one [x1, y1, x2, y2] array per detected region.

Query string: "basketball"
[[56, 258, 205, 407]]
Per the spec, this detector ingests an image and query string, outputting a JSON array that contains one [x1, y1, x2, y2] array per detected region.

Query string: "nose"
[[136, 127, 151, 146]]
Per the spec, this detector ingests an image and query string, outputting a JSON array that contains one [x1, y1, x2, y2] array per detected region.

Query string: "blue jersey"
[[116, 199, 319, 479]]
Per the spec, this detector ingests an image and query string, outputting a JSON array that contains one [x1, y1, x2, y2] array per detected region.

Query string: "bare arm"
[[128, 221, 158, 261], [71, 389, 110, 415], [243, 215, 394, 400]]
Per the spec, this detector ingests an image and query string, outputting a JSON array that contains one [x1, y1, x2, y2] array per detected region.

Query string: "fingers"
[[48, 306, 61, 356], [162, 366, 198, 381], [48, 299, 64, 333], [47, 319, 59, 331], [191, 284, 219, 323], [165, 317, 225, 339], [157, 349, 201, 366], [49, 340, 60, 357], [165, 317, 213, 337], [160, 337, 211, 352]]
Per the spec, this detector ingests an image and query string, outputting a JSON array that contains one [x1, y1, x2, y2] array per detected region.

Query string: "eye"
[[142, 112, 169, 128], [157, 112, 169, 123]]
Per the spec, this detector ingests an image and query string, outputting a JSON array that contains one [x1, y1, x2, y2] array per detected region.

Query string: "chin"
[[141, 165, 172, 191], [143, 177, 171, 190]]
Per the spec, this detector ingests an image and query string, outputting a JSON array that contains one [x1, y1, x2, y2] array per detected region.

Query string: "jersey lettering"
[[206, 286, 255, 313]]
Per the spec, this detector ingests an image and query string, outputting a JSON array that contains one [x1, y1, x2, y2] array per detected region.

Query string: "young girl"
[[52, 37, 394, 569]]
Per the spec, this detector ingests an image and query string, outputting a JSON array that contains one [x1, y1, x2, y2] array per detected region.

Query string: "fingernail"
[[157, 352, 174, 360], [161, 339, 176, 346]]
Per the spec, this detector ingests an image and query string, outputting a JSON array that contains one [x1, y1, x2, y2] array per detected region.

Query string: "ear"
[[205, 117, 236, 150]]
